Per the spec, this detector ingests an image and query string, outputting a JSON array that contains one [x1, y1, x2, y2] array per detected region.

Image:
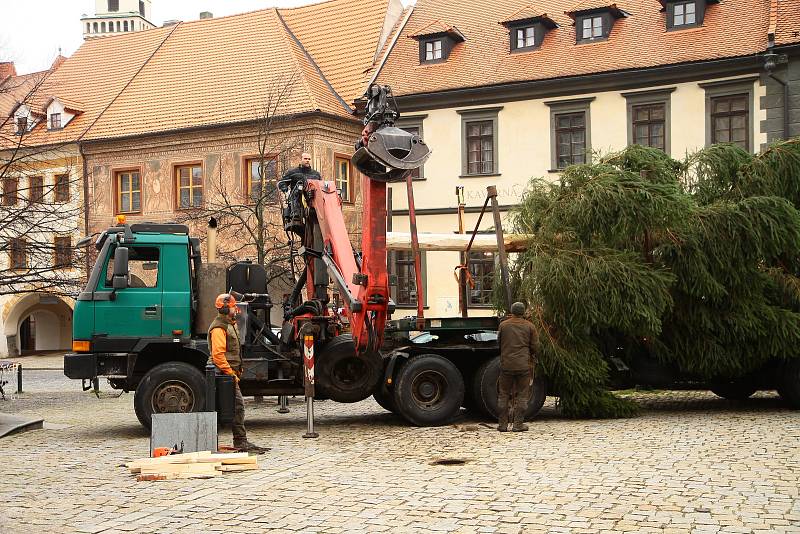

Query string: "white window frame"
[[425, 40, 442, 61], [582, 16, 603, 40]]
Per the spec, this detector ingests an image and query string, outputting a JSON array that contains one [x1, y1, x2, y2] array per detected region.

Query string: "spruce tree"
[[504, 139, 800, 417]]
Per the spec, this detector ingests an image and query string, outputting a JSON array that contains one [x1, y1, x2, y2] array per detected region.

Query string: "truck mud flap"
[[64, 353, 98, 380]]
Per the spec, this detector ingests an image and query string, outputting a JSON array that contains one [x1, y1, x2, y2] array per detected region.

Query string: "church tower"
[[81, 0, 155, 39]]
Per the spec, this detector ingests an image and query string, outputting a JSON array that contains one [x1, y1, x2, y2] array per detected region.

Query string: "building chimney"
[[0, 62, 17, 79], [200, 11, 213, 19]]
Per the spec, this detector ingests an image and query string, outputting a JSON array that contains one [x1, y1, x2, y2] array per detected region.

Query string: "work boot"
[[233, 439, 270, 454], [497, 417, 509, 432], [511, 423, 529, 432]]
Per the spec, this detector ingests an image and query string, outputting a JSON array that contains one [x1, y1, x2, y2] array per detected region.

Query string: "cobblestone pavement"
[[1, 372, 798, 534]]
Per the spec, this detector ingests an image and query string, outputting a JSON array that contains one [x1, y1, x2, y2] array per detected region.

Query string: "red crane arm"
[[304, 177, 389, 354]]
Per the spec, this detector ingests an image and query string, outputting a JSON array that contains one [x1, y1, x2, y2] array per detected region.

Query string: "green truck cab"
[[65, 222, 219, 427]]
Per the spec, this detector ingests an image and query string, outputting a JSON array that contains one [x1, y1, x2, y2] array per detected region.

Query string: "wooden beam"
[[386, 232, 530, 252]]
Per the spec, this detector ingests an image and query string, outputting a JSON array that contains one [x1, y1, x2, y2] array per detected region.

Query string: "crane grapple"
[[352, 85, 431, 183]]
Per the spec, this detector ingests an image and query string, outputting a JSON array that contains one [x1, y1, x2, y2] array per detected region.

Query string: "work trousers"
[[497, 370, 531, 425], [232, 382, 247, 442]]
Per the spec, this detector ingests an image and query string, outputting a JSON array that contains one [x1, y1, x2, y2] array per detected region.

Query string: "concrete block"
[[151, 412, 217, 454]]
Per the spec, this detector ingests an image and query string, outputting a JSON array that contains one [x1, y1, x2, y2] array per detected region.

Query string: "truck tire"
[[316, 334, 382, 403], [134, 362, 207, 430], [393, 354, 464, 426], [472, 356, 546, 421], [373, 385, 397, 414], [710, 380, 757, 401], [777, 360, 800, 408]]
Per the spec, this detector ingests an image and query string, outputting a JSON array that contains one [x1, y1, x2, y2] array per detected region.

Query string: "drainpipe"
[[78, 142, 91, 274], [763, 52, 790, 140]]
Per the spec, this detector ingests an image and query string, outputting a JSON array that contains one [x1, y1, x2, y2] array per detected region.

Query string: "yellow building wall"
[[389, 75, 767, 318]]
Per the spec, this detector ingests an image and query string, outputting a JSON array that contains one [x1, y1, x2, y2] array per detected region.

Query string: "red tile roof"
[[376, 0, 782, 97], [279, 0, 400, 105], [4, 0, 398, 144], [1, 26, 175, 147], [774, 0, 800, 46], [499, 5, 555, 26], [565, 0, 629, 17], [407, 19, 464, 39]]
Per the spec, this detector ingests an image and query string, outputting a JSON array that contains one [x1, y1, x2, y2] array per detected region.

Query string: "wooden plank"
[[386, 232, 530, 252], [138, 462, 218, 472], [217, 463, 259, 472], [218, 456, 257, 465], [140, 463, 220, 475], [127, 452, 251, 473]]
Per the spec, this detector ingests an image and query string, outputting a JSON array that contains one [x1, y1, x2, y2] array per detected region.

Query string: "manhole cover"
[[430, 458, 470, 466]]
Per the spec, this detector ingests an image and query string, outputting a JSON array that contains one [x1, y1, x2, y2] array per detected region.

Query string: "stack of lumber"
[[126, 451, 258, 481]]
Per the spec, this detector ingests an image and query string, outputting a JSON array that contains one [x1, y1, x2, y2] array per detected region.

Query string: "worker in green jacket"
[[497, 301, 539, 432]]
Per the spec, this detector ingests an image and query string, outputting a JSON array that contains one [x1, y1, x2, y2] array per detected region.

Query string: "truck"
[[64, 85, 517, 430]]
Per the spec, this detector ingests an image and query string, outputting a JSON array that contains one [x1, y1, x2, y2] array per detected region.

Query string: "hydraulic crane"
[[281, 84, 431, 356]]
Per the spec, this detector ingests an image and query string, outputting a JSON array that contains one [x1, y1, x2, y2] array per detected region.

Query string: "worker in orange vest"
[[208, 293, 268, 453]]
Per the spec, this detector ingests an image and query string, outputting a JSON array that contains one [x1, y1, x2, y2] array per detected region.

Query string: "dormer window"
[[409, 20, 465, 64], [43, 97, 84, 131], [499, 8, 558, 53], [425, 39, 443, 61], [567, 4, 629, 44], [662, 0, 718, 30], [16, 116, 27, 135]]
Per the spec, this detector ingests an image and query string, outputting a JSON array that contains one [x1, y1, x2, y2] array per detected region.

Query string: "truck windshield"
[[104, 246, 160, 288]]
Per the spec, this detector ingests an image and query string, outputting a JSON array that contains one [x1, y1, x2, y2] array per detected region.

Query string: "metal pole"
[[17, 364, 22, 394], [456, 187, 468, 318], [487, 186, 513, 311], [406, 174, 425, 331], [276, 366, 289, 412], [302, 333, 319, 438]]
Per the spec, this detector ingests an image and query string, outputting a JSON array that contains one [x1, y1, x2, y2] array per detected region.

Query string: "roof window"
[[408, 20, 465, 64], [499, 7, 558, 52], [566, 3, 629, 44], [661, 0, 718, 30]]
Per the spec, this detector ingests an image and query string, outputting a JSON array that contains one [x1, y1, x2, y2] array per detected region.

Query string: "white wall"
[[388, 74, 768, 317]]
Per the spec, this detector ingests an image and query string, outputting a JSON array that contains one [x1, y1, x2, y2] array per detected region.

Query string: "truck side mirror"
[[112, 247, 130, 289]]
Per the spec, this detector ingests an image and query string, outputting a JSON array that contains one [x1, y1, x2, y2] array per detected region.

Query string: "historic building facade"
[[1, 0, 406, 350], [376, 0, 800, 318]]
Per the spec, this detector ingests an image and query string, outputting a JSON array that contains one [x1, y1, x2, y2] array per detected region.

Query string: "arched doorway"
[[2, 293, 73, 357]]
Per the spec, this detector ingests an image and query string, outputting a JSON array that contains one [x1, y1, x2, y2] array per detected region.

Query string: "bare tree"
[[0, 62, 87, 296], [177, 75, 306, 287]]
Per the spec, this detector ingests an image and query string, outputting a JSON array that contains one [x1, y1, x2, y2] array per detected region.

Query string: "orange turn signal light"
[[72, 340, 91, 352], [172, 330, 183, 336]]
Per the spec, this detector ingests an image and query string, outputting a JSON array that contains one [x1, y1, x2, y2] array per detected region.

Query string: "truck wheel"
[[472, 356, 546, 421], [777, 360, 800, 408], [394, 354, 464, 426], [373, 385, 397, 414], [316, 334, 382, 403], [711, 380, 757, 400], [134, 362, 206, 430]]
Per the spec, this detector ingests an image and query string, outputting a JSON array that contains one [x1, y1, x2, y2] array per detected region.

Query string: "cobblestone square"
[[1, 364, 798, 533]]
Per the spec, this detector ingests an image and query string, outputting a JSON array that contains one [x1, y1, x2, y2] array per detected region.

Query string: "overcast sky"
[[1, 0, 412, 74]]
